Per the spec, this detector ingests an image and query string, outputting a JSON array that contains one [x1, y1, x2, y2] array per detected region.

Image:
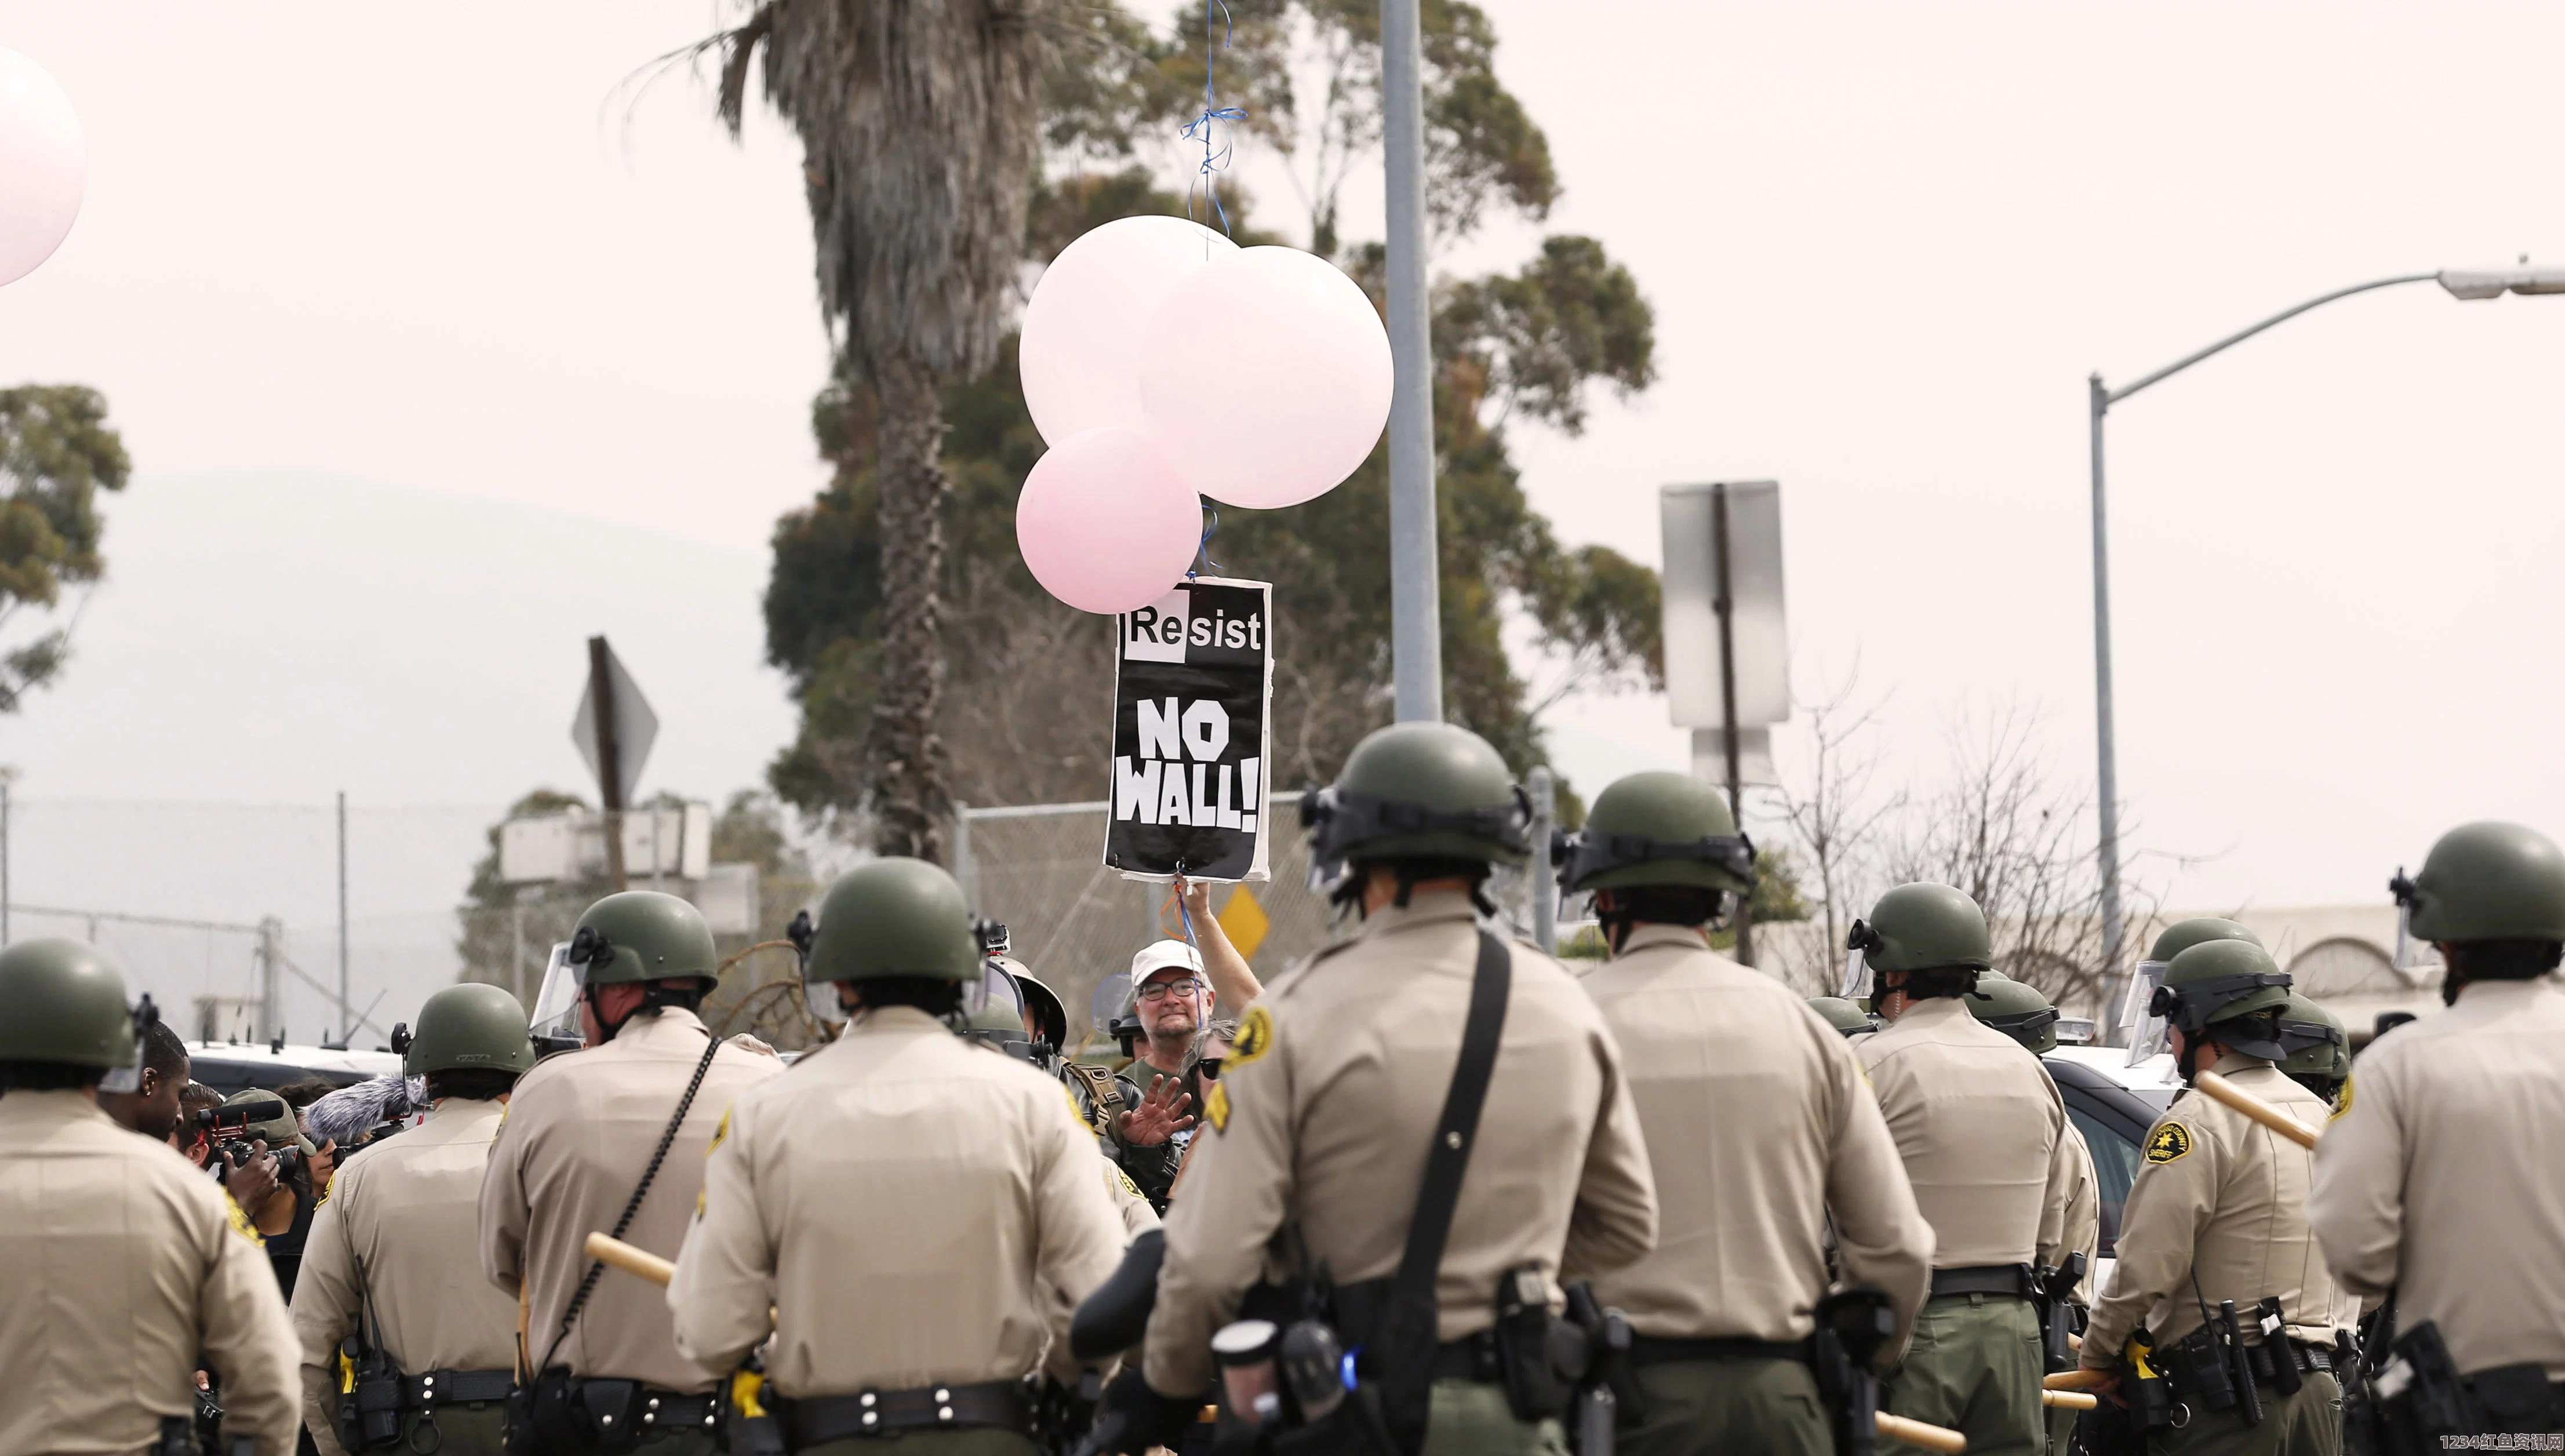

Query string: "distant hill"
[[1, 469, 797, 1043]]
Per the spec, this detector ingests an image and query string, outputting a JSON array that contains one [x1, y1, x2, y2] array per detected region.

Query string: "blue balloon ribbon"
[[1185, 0, 1247, 236]]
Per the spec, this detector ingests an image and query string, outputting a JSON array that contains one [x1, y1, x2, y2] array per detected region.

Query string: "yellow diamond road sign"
[[1217, 885, 1271, 962]]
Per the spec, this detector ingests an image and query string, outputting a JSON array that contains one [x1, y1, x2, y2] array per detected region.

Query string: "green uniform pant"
[[390, 1402, 510, 1455], [2152, 1372, 2341, 1456], [1419, 1377, 1568, 1456], [1619, 1356, 1831, 1456], [799, 1430, 1038, 1456], [1885, 1293, 2045, 1456]]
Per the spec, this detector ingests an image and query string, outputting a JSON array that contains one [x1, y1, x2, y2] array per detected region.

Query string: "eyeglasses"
[[1194, 1057, 1224, 1082], [1136, 977, 1205, 1002]]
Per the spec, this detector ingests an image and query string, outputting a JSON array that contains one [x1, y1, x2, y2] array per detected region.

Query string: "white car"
[[184, 1039, 404, 1096], [2042, 1044, 2185, 1304]]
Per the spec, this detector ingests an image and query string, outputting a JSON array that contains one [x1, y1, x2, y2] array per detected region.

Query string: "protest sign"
[[1103, 577, 1274, 882]]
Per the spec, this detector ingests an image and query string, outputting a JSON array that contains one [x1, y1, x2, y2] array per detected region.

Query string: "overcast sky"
[[5, 0, 2564, 945]]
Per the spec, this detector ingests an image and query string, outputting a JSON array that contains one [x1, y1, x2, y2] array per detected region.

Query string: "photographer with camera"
[[214, 1089, 326, 1300]]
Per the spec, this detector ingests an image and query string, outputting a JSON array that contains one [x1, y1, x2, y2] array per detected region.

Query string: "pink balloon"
[[1136, 246, 1394, 509], [1020, 216, 1238, 447], [0, 48, 86, 289], [1015, 428, 1205, 615]]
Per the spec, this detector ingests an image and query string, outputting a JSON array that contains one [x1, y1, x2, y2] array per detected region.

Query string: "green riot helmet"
[[2145, 938, 2293, 1071], [1559, 771, 1756, 895], [1302, 723, 1531, 902], [2275, 993, 2349, 1101], [799, 858, 982, 1026], [1965, 975, 2062, 1055], [527, 891, 721, 1050], [2123, 918, 2263, 1068], [1807, 996, 1881, 1038], [2392, 821, 2565, 946], [1840, 883, 1992, 1000], [393, 982, 537, 1079], [0, 938, 159, 1091]]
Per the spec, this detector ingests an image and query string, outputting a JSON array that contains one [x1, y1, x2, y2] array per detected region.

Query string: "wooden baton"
[[2046, 1367, 2112, 1391], [1876, 1411, 1968, 1453], [2193, 1070, 2321, 1151], [586, 1231, 676, 1287], [2043, 1390, 2099, 1411]]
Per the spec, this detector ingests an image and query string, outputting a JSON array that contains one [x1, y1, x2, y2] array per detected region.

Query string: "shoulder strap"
[[1062, 1061, 1127, 1127], [1374, 929, 1512, 1450], [539, 1029, 725, 1373]]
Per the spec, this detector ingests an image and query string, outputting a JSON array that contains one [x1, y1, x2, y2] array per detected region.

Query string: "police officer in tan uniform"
[[668, 857, 1128, 1453], [2080, 939, 2344, 1454], [478, 891, 780, 1454], [1565, 771, 1933, 1456], [1849, 884, 2080, 1456], [1965, 975, 2102, 1302], [1098, 722, 1659, 1456], [294, 983, 537, 1456], [0, 938, 301, 1456], [2312, 822, 2565, 1438]]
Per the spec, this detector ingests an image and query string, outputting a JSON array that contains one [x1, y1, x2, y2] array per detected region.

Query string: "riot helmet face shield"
[[803, 978, 849, 1029], [527, 942, 587, 1054], [95, 994, 159, 1095], [2123, 960, 2171, 1065]]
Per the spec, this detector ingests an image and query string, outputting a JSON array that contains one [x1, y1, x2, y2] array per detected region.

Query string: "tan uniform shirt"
[[667, 1008, 1127, 1394], [2083, 1061, 2341, 1362], [1145, 892, 1658, 1395], [2059, 1117, 2101, 1306], [1580, 926, 1933, 1351], [2311, 980, 2565, 1379], [0, 1090, 300, 1456], [479, 1008, 780, 1392], [294, 1098, 516, 1456], [1857, 996, 2078, 1271]]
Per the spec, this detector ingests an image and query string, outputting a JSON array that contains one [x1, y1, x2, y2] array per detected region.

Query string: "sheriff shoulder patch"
[[1203, 1078, 1231, 1134], [1228, 1006, 1275, 1071], [2331, 1075, 2353, 1123], [2145, 1122, 2193, 1165], [707, 1108, 732, 1157], [1116, 1168, 1145, 1201], [224, 1193, 266, 1247]]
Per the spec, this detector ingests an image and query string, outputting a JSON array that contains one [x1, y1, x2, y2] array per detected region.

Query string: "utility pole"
[[336, 790, 351, 1044], [588, 635, 629, 890], [257, 917, 283, 1046], [1381, 0, 1441, 723], [1712, 483, 1755, 967]]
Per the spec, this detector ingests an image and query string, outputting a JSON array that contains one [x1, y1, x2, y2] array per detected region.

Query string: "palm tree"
[[713, 0, 1060, 862]]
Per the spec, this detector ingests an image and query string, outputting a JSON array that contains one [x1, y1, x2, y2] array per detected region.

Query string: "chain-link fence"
[[3, 796, 503, 1050]]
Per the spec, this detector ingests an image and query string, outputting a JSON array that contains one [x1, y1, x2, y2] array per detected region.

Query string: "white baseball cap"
[[1130, 939, 1205, 983]]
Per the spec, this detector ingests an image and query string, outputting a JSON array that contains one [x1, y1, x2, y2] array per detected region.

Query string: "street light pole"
[[1381, 0, 1442, 723], [2086, 265, 2557, 1032]]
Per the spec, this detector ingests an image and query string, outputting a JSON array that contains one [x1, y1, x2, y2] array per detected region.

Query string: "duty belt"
[[776, 1379, 1032, 1444], [2245, 1341, 2334, 1386], [1432, 1331, 1507, 1384], [1929, 1264, 2036, 1301], [1627, 1335, 1810, 1368], [402, 1368, 514, 1408]]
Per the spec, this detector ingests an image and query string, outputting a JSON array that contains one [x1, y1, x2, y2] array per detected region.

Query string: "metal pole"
[[954, 803, 976, 906], [2, 776, 12, 948], [1381, 0, 1442, 724], [588, 636, 628, 890], [1712, 485, 1756, 967], [259, 917, 282, 1046], [2082, 274, 2437, 1035], [336, 789, 351, 1044], [2089, 377, 2124, 1036], [1528, 767, 1557, 954]]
